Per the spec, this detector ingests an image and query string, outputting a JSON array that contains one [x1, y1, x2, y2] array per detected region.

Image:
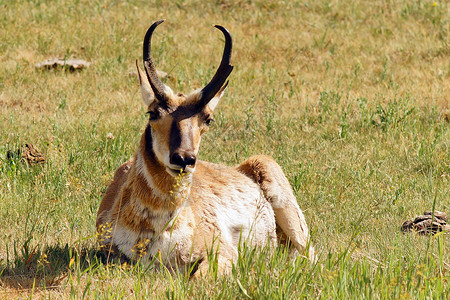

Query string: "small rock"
[[35, 58, 91, 72], [401, 211, 449, 235], [7, 143, 46, 165], [424, 211, 447, 222], [128, 69, 168, 78]]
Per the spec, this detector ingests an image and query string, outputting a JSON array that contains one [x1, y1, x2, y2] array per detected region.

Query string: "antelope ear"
[[207, 81, 228, 112], [136, 60, 155, 106]]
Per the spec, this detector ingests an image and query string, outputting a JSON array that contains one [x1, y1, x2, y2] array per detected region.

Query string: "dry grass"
[[1, 0, 449, 298]]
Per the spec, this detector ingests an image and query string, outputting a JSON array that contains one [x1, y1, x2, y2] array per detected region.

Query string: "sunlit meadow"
[[0, 0, 449, 298]]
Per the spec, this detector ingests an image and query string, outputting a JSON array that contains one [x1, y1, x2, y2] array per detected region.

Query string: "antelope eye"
[[205, 118, 214, 126], [146, 110, 159, 121]]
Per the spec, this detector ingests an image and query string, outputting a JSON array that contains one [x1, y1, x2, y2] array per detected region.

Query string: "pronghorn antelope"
[[96, 20, 314, 276]]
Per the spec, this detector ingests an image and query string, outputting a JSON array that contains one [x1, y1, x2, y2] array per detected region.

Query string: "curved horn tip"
[[147, 19, 165, 33], [142, 19, 168, 103], [143, 19, 166, 62], [213, 25, 230, 33], [154, 19, 166, 25]]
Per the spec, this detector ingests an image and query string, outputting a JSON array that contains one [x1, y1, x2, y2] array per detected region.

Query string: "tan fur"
[[96, 119, 315, 275], [96, 31, 314, 276]]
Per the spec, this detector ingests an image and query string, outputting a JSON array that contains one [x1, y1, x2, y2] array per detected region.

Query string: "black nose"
[[170, 152, 197, 169]]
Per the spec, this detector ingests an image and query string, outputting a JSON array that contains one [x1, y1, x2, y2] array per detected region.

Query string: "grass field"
[[1, 0, 449, 298]]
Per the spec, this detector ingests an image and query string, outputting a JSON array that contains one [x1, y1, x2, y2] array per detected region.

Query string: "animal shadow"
[[0, 243, 107, 290]]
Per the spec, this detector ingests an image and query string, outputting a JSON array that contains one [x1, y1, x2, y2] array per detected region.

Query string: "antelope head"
[[136, 20, 233, 177]]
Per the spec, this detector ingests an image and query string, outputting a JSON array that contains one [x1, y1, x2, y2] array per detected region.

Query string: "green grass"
[[1, 0, 449, 298]]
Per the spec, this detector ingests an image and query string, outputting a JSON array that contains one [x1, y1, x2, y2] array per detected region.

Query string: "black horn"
[[199, 25, 234, 106], [143, 19, 168, 104]]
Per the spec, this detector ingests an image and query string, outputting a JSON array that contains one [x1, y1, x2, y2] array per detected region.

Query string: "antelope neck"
[[136, 125, 192, 207]]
